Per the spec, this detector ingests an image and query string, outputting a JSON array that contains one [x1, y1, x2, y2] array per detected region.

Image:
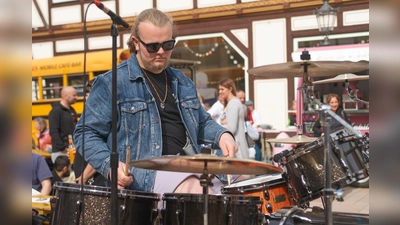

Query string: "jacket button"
[[130, 106, 135, 110], [155, 119, 159, 123], [156, 145, 160, 149]]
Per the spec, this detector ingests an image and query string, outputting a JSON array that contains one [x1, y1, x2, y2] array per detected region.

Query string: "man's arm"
[[76, 164, 97, 184], [40, 179, 52, 195]]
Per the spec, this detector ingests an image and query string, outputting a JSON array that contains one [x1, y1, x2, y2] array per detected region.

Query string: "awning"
[[292, 43, 369, 62]]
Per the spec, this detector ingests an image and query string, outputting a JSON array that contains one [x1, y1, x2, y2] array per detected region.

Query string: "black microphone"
[[273, 149, 290, 163], [93, 0, 129, 28]]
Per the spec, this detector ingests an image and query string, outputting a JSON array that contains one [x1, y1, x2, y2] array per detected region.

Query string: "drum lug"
[[175, 209, 182, 225], [263, 189, 270, 200], [266, 203, 273, 214], [226, 212, 233, 225], [74, 200, 82, 225]]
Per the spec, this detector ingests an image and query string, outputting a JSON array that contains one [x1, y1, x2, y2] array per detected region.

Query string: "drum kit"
[[50, 51, 370, 225]]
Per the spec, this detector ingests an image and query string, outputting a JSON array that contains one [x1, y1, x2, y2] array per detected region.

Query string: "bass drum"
[[267, 207, 369, 225]]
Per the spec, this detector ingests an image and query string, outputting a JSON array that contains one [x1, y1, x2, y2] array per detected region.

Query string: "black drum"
[[162, 193, 262, 225], [267, 207, 369, 224], [51, 182, 160, 225], [283, 138, 348, 206], [329, 126, 369, 180]]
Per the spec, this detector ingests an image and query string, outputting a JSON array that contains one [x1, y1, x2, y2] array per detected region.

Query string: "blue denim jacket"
[[73, 54, 229, 192]]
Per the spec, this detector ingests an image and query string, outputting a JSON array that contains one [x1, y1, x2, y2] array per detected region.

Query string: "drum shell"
[[222, 174, 292, 215], [51, 182, 159, 225], [162, 193, 262, 225], [329, 126, 369, 180], [284, 138, 348, 205]]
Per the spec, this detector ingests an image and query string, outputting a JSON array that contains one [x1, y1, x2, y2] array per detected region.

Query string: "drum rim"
[[162, 193, 262, 204], [53, 182, 160, 200]]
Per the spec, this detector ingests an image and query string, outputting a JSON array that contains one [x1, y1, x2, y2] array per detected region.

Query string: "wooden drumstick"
[[227, 174, 231, 186], [125, 147, 130, 176]]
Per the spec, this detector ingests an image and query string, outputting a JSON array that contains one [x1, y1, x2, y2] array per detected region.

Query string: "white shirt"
[[207, 100, 224, 125], [251, 109, 262, 128]]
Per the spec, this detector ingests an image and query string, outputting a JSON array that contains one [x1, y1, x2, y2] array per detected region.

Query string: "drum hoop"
[[222, 178, 286, 194], [53, 182, 159, 200]]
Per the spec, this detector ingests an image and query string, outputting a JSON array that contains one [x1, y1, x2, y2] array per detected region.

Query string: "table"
[[32, 195, 52, 215], [258, 129, 297, 162], [32, 149, 52, 159]]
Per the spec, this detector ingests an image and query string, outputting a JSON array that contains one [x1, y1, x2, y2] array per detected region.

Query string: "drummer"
[[73, 8, 237, 202]]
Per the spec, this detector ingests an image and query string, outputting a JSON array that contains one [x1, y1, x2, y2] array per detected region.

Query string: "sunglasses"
[[137, 37, 176, 53]]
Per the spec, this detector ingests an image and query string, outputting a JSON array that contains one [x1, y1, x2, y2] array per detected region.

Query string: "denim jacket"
[[73, 53, 229, 192]]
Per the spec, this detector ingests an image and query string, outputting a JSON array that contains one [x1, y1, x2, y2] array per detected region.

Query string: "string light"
[[183, 39, 242, 68]]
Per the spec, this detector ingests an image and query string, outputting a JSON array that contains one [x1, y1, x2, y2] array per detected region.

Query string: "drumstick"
[[125, 147, 130, 176], [227, 174, 231, 186]]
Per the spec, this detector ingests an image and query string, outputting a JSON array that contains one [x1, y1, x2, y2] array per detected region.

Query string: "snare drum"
[[222, 174, 292, 215], [162, 193, 262, 225], [51, 182, 159, 225], [284, 138, 349, 205]]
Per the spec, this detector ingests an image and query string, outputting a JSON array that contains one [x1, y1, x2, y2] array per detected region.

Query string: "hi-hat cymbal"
[[312, 73, 369, 84], [267, 135, 317, 144], [129, 154, 283, 175], [248, 61, 368, 78]]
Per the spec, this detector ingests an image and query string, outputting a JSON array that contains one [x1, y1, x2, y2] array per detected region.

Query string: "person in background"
[[207, 94, 225, 125], [219, 78, 249, 159], [48, 86, 78, 163], [197, 92, 208, 110], [51, 155, 72, 187], [73, 8, 237, 197], [288, 100, 297, 126], [313, 93, 350, 137], [32, 153, 52, 195], [244, 100, 262, 161], [33, 117, 52, 152]]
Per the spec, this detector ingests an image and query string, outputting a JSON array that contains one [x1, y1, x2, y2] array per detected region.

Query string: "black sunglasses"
[[137, 37, 176, 53]]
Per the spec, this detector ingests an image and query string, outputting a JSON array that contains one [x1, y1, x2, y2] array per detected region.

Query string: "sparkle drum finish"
[[283, 126, 369, 206], [162, 193, 262, 225], [222, 174, 293, 215], [283, 138, 348, 206], [51, 182, 160, 225]]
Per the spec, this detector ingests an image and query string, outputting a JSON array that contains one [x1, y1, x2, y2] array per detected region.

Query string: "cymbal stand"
[[318, 104, 334, 225], [345, 81, 369, 106], [199, 160, 214, 225]]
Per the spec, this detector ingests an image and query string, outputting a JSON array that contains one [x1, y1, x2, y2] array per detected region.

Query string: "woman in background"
[[313, 93, 350, 137], [34, 117, 52, 152], [219, 78, 249, 159]]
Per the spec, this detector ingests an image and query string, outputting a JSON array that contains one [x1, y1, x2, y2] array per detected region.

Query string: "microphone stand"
[[109, 22, 119, 225]]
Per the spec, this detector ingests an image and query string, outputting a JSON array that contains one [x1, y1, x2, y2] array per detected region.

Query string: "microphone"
[[93, 0, 129, 28], [273, 149, 290, 163]]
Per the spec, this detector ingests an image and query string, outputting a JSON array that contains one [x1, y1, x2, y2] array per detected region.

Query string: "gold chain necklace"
[[141, 68, 168, 111]]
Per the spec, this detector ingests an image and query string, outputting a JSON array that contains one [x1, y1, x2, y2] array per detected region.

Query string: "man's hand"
[[108, 161, 134, 189], [218, 132, 238, 158]]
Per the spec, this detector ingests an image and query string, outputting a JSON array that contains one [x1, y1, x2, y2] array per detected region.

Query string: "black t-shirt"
[[143, 69, 186, 156]]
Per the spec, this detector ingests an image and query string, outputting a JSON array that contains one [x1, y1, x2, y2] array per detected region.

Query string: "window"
[[68, 73, 88, 97], [42, 76, 63, 99], [32, 79, 40, 101]]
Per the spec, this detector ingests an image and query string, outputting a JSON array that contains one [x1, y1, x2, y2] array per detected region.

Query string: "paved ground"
[[308, 186, 369, 214]]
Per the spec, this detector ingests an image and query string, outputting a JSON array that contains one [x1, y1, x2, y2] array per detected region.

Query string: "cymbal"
[[248, 61, 368, 78], [313, 73, 369, 84], [129, 154, 283, 175], [267, 135, 317, 144]]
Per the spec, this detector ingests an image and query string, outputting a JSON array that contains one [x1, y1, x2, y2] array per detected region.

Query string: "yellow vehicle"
[[32, 49, 200, 146]]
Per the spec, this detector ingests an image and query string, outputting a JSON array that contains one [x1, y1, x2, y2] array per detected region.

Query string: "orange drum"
[[222, 174, 292, 215]]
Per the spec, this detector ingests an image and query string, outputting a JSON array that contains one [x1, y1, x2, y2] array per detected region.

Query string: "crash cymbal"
[[313, 73, 369, 84], [267, 135, 317, 144], [248, 61, 368, 78], [129, 154, 283, 175]]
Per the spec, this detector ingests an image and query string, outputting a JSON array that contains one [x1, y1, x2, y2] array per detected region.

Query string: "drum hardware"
[[267, 135, 317, 144]]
